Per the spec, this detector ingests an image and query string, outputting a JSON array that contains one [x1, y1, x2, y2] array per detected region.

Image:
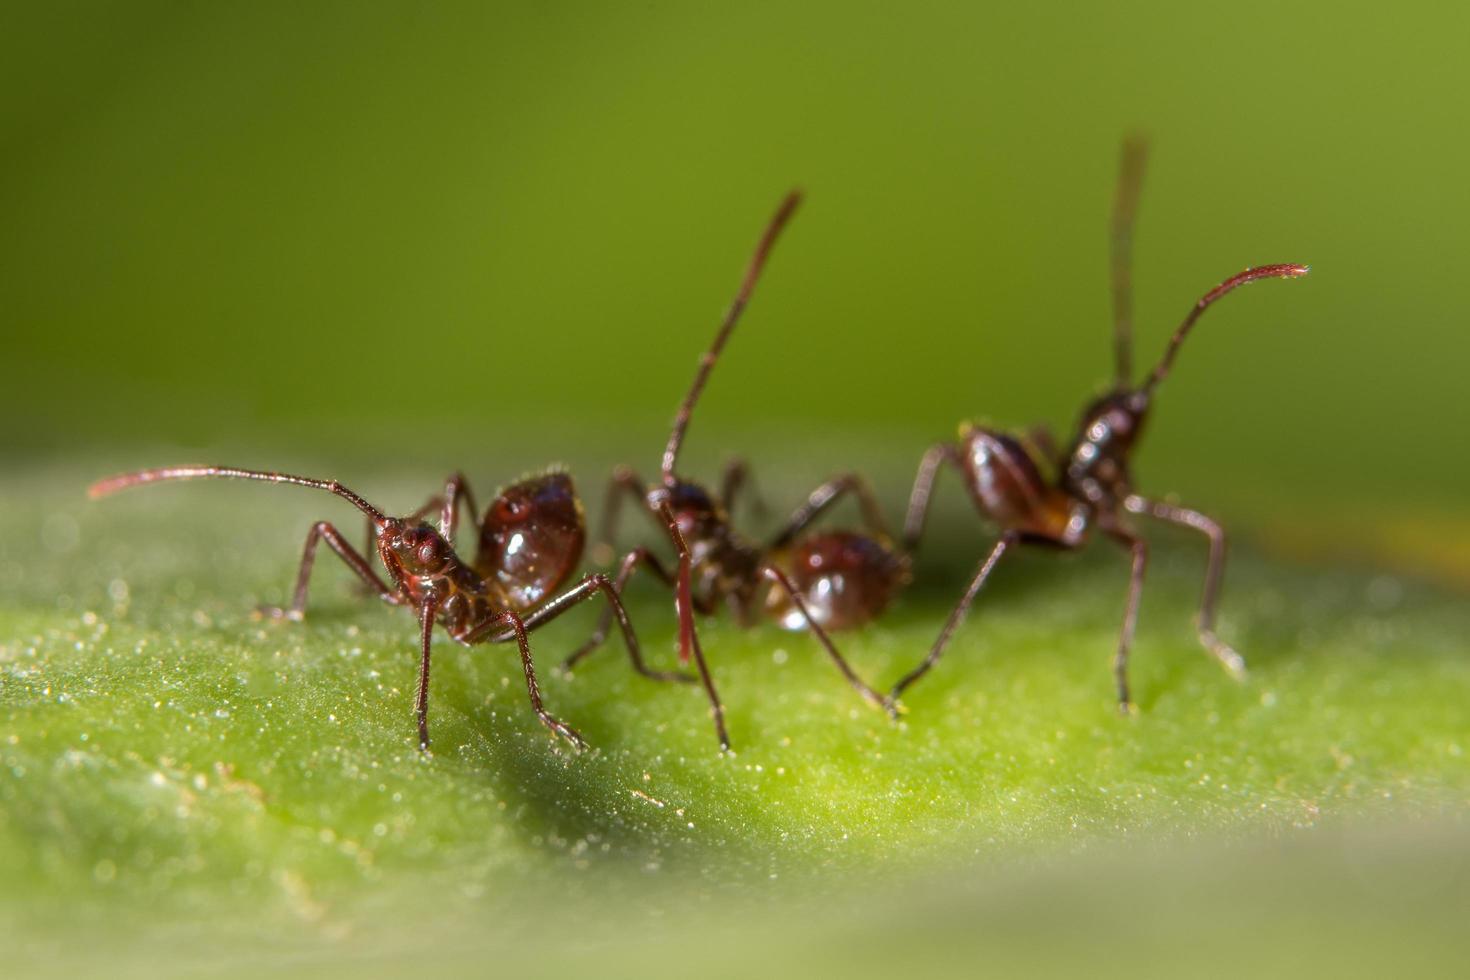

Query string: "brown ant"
[[562, 192, 910, 750], [89, 465, 688, 751], [894, 138, 1309, 714]]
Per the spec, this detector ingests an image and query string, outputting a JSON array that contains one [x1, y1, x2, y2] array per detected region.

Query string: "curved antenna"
[[89, 465, 387, 524], [1110, 135, 1149, 386], [1143, 263, 1310, 394], [660, 190, 803, 482]]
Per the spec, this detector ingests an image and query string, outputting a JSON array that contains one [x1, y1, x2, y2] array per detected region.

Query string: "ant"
[[893, 138, 1309, 714], [89, 465, 688, 751], [562, 192, 910, 750]]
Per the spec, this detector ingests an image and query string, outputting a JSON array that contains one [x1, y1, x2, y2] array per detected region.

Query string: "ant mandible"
[[894, 138, 1309, 714], [562, 192, 909, 750], [89, 465, 686, 751]]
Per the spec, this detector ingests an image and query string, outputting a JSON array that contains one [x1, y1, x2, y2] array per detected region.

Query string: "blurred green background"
[[4, 2, 1470, 977], [5, 1, 1467, 521]]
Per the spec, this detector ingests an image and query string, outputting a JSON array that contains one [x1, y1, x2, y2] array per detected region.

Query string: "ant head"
[[378, 519, 453, 577], [649, 479, 727, 542], [477, 473, 586, 608]]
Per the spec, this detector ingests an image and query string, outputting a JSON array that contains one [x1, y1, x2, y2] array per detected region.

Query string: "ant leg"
[[259, 521, 399, 622], [414, 597, 440, 750], [561, 549, 680, 672], [1102, 524, 1149, 713], [434, 472, 479, 546], [768, 473, 891, 550], [1024, 424, 1060, 466], [461, 611, 586, 749], [654, 501, 730, 750], [686, 620, 729, 751], [903, 443, 963, 553], [724, 590, 756, 628], [487, 570, 692, 684], [886, 531, 1018, 710], [760, 565, 889, 715], [721, 457, 769, 521], [1124, 495, 1245, 679], [591, 465, 656, 566]]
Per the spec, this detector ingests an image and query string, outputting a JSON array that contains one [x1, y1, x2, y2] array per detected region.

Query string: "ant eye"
[[417, 540, 440, 565]]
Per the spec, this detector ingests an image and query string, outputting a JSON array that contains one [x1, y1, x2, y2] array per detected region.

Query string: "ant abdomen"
[[958, 425, 1087, 544], [477, 472, 586, 611], [764, 532, 909, 631]]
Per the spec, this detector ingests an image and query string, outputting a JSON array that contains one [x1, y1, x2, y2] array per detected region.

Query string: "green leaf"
[[3, 463, 1468, 976]]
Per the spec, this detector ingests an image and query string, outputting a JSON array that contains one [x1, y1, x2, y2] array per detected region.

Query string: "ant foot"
[[880, 695, 906, 721], [253, 604, 303, 623], [1116, 699, 1140, 718], [711, 718, 732, 754], [855, 685, 890, 716], [1202, 632, 1248, 680], [540, 715, 588, 750]]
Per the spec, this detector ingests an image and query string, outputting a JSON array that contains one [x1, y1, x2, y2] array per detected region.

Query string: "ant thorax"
[[651, 480, 755, 561], [649, 478, 764, 610], [1061, 389, 1151, 508]]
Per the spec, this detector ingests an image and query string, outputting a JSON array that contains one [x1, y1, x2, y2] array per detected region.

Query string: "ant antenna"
[[1110, 135, 1149, 387], [660, 190, 803, 482], [1142, 263, 1310, 395], [89, 465, 388, 524]]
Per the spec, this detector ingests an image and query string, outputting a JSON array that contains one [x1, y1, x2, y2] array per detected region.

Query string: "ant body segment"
[[564, 192, 910, 750], [89, 465, 687, 751], [894, 139, 1309, 714]]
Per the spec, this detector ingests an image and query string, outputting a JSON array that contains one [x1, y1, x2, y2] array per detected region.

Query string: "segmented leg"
[[461, 610, 586, 748], [886, 531, 1018, 709], [259, 521, 400, 621], [721, 457, 768, 521], [1124, 494, 1245, 678], [760, 565, 889, 715], [1102, 523, 1149, 712], [432, 472, 479, 544], [473, 570, 691, 684], [590, 465, 660, 566], [562, 549, 675, 669], [902, 443, 963, 553], [658, 501, 729, 750], [769, 472, 891, 550], [685, 617, 729, 751], [414, 597, 440, 750]]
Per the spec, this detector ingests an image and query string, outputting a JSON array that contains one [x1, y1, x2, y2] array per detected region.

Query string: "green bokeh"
[[5, 1, 1468, 515]]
